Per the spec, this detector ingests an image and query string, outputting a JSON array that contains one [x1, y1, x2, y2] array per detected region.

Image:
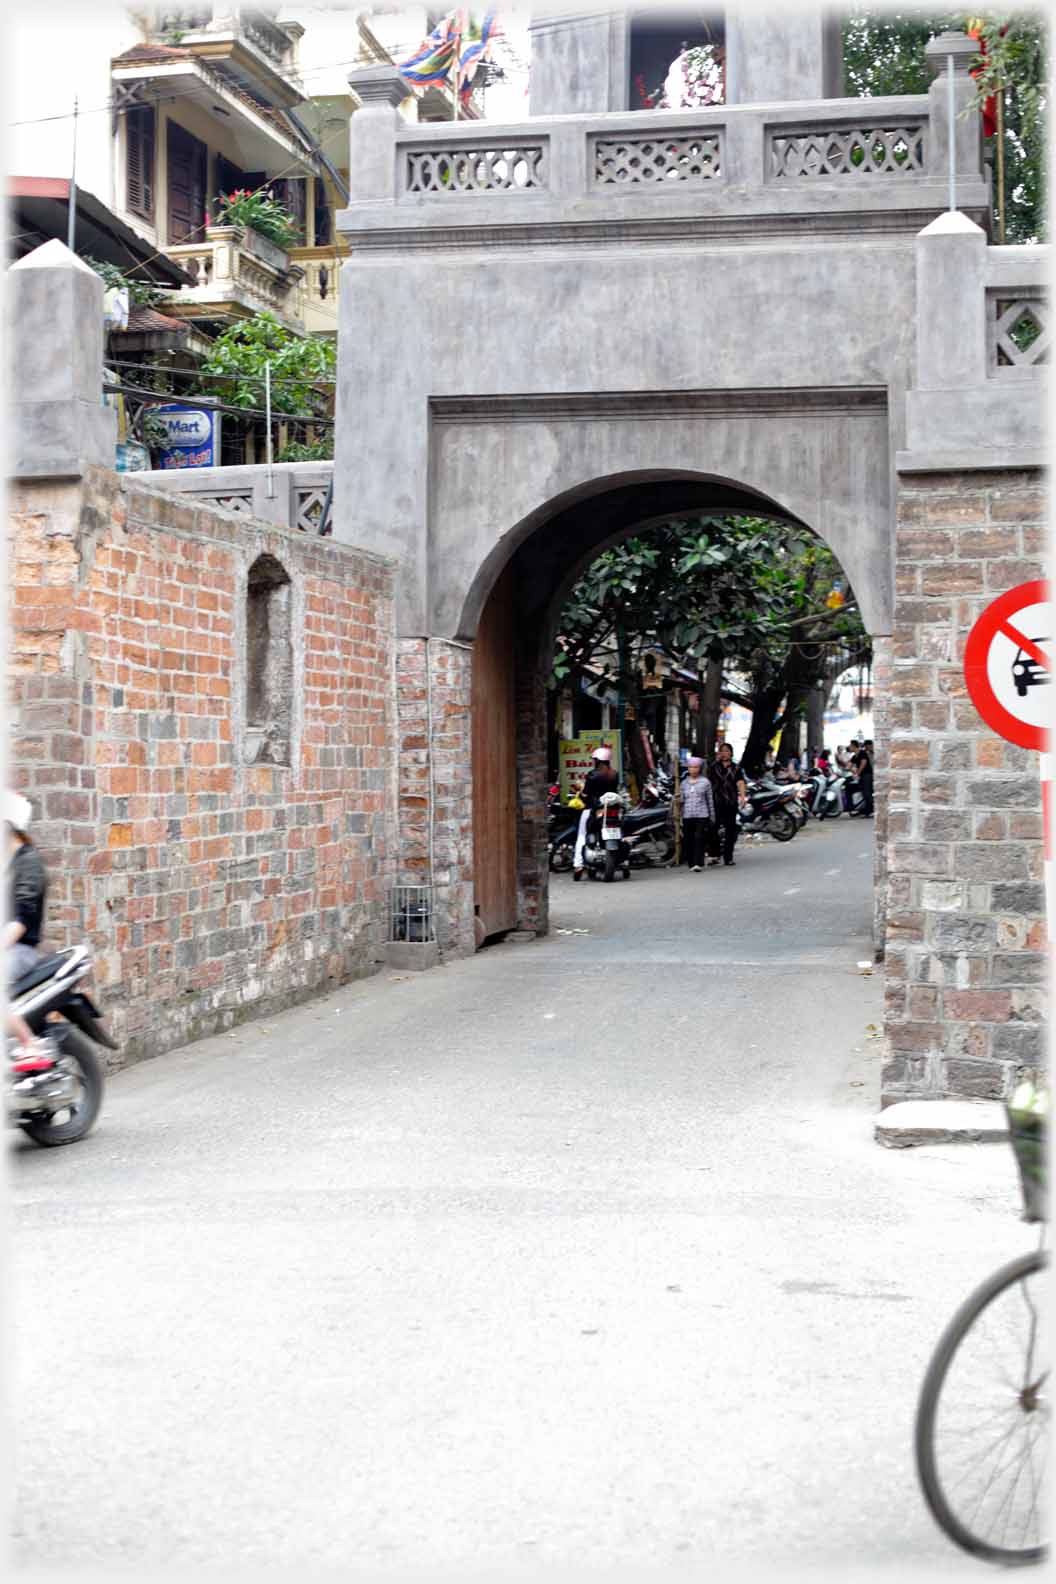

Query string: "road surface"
[[10, 818, 1032, 1578]]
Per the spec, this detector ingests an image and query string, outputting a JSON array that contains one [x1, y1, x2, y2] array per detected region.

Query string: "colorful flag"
[[458, 10, 499, 96], [398, 12, 461, 89]]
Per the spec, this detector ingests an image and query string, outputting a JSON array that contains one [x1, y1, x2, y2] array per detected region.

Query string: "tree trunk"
[[699, 648, 723, 760], [741, 684, 786, 774], [806, 681, 826, 756]]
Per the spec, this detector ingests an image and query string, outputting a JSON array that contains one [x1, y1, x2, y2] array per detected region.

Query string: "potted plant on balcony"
[[207, 188, 302, 271]]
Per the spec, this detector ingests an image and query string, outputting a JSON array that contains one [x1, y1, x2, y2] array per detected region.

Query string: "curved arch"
[[455, 469, 811, 646], [248, 551, 291, 590]]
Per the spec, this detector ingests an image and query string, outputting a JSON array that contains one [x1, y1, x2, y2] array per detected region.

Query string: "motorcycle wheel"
[[550, 845, 574, 873], [19, 1028, 104, 1147], [766, 810, 798, 842], [603, 849, 617, 883]]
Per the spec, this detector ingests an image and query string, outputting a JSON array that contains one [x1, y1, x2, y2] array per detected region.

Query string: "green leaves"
[[192, 311, 336, 418]]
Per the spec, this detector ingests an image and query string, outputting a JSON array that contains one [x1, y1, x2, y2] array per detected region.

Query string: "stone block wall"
[[9, 466, 396, 1066], [882, 468, 1047, 1106], [515, 652, 549, 938]]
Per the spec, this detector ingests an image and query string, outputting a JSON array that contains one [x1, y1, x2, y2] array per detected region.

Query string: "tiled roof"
[[126, 303, 189, 332], [112, 44, 191, 65]]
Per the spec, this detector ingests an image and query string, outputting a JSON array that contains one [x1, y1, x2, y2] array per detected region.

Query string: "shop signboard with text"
[[558, 730, 623, 805], [154, 403, 221, 469]]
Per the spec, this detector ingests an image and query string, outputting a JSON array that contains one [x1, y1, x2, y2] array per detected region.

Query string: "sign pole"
[[67, 95, 78, 251], [947, 54, 957, 212], [264, 361, 274, 498]]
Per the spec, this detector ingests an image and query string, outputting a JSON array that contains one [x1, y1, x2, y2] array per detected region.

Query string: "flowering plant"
[[209, 188, 301, 249]]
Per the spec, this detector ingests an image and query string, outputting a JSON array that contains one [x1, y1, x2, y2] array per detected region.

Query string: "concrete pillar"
[[346, 66, 407, 203], [913, 210, 988, 393], [725, 8, 844, 105], [925, 32, 984, 190], [528, 8, 629, 117], [7, 240, 116, 481]]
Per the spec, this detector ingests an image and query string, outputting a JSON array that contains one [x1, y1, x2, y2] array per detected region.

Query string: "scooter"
[[803, 769, 843, 820], [583, 791, 632, 881], [738, 780, 800, 842], [7, 943, 116, 1147]]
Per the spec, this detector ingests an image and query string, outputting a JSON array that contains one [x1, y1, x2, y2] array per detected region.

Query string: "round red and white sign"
[[963, 580, 1051, 752]]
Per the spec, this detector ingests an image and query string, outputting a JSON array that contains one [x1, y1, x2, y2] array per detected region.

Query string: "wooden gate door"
[[472, 565, 518, 943], [167, 122, 208, 244]]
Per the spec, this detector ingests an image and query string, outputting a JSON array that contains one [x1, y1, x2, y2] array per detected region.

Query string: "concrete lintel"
[[875, 1100, 1009, 1148], [896, 447, 1047, 474]]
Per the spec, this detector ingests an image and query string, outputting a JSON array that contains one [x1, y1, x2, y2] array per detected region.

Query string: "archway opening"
[[467, 474, 878, 947]]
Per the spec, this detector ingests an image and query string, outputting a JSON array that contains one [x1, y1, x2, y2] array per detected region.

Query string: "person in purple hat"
[[680, 756, 715, 873]]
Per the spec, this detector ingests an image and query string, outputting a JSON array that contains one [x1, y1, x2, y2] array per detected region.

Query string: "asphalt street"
[[8, 816, 1035, 1580]]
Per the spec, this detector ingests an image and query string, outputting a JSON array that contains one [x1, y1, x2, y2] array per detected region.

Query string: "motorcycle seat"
[[10, 950, 74, 997]]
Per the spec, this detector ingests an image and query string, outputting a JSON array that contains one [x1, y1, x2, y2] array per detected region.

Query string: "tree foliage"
[[553, 517, 871, 772], [191, 311, 336, 418], [842, 9, 1047, 242]]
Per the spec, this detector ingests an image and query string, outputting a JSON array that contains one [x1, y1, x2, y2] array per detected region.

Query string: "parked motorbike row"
[[6, 943, 114, 1148], [548, 761, 867, 879]]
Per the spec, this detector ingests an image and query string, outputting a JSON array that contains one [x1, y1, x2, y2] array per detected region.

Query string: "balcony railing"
[[132, 462, 334, 535], [341, 71, 990, 248], [166, 225, 305, 331]]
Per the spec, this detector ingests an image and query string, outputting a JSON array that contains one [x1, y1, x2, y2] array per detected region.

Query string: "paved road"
[[10, 818, 1032, 1578]]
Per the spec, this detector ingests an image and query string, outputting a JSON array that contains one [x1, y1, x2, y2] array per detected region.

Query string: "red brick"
[[943, 990, 1013, 1022]]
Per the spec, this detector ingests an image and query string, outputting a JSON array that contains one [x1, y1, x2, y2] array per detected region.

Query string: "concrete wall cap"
[[347, 65, 408, 109], [918, 210, 986, 239], [924, 32, 981, 73], [10, 238, 99, 274]]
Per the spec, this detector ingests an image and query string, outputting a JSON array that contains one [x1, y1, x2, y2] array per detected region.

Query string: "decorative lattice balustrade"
[[988, 293, 1049, 372], [195, 493, 254, 515], [593, 132, 722, 186], [295, 486, 331, 533], [405, 144, 547, 194], [769, 123, 927, 179]]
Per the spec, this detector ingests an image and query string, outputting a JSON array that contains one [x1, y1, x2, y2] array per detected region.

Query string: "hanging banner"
[[558, 729, 623, 805]]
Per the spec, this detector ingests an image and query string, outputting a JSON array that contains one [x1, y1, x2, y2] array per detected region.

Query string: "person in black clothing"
[[851, 740, 874, 817], [708, 743, 748, 866], [5, 790, 48, 1054], [573, 746, 618, 880]]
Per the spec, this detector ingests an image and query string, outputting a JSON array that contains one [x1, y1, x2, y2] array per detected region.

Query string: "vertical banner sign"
[[558, 730, 623, 805], [155, 403, 221, 469]]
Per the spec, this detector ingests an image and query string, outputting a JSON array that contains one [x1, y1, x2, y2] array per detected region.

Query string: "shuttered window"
[[126, 106, 155, 220]]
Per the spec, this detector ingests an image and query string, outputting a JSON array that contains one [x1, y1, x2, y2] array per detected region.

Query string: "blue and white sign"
[[155, 403, 221, 469]]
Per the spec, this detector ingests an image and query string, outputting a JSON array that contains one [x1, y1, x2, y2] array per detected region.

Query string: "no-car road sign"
[[963, 580, 1051, 752]]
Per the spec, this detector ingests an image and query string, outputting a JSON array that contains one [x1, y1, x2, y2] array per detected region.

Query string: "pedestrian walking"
[[851, 740, 874, 817], [680, 756, 714, 872], [708, 743, 748, 866]]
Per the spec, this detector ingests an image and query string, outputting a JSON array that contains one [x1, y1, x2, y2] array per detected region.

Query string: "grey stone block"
[[875, 1099, 1009, 1147]]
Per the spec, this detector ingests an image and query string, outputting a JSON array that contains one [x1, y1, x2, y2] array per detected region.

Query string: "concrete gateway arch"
[[333, 9, 1047, 1107]]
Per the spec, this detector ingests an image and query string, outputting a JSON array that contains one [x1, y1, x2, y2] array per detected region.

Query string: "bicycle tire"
[[915, 1248, 1048, 1567]]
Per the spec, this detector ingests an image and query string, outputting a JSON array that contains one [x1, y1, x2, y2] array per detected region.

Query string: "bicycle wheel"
[[915, 1248, 1048, 1566]]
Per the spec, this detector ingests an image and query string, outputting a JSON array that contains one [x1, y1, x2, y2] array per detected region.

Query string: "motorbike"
[[802, 769, 843, 820], [623, 777, 676, 867], [7, 943, 116, 1147], [583, 790, 633, 882], [738, 779, 800, 842]]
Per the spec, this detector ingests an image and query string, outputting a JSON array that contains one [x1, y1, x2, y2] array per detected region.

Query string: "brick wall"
[[882, 468, 1047, 1106], [9, 467, 396, 1066], [394, 637, 475, 955]]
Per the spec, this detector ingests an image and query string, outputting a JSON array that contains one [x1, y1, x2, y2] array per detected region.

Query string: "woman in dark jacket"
[[5, 791, 48, 1053], [5, 791, 47, 979]]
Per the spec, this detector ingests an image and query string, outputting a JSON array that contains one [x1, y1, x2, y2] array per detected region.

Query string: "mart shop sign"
[[155, 404, 221, 469]]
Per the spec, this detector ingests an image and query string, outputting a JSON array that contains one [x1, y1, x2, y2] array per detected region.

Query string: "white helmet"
[[592, 746, 613, 763], [4, 791, 32, 832]]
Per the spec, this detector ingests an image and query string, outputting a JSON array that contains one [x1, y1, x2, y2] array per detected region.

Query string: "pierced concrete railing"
[[985, 247, 1049, 377], [131, 462, 334, 534]]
